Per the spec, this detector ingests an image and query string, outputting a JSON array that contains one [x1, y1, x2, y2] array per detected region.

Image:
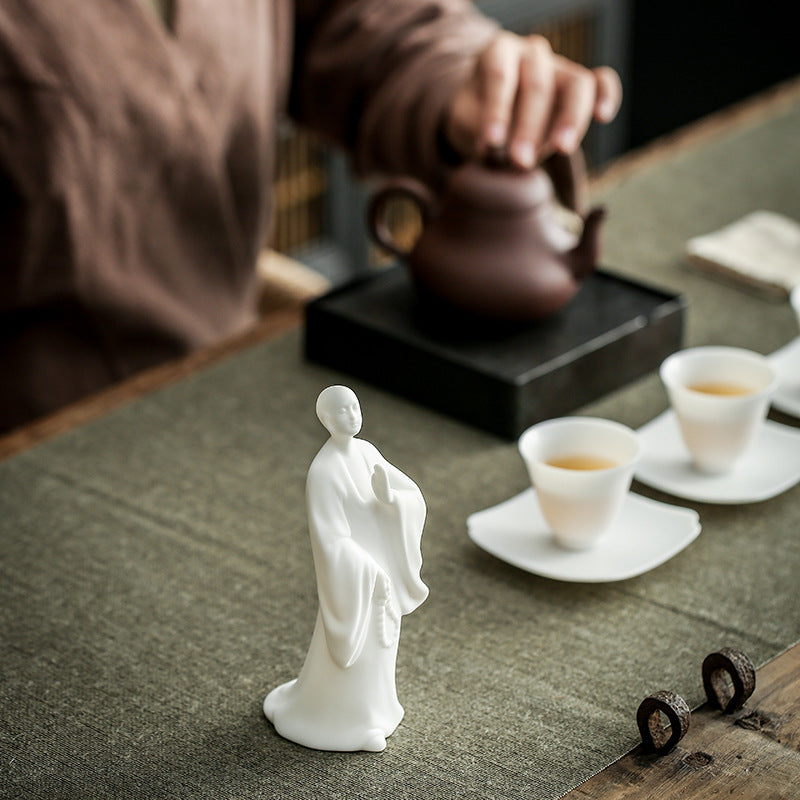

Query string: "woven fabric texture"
[[2, 102, 800, 799]]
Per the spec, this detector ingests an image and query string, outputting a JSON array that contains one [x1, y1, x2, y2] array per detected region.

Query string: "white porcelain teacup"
[[518, 417, 641, 551], [659, 346, 778, 474]]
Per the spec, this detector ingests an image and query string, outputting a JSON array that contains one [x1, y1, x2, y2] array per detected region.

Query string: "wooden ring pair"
[[637, 648, 756, 755]]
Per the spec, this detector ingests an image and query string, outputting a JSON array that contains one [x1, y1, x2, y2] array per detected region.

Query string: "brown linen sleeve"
[[291, 0, 498, 188]]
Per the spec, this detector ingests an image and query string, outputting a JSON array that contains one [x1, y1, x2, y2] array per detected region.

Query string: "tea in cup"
[[791, 285, 800, 331], [518, 417, 641, 550], [659, 346, 777, 474]]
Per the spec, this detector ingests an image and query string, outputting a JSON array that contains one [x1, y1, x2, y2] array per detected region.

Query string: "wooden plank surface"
[[566, 643, 800, 799]]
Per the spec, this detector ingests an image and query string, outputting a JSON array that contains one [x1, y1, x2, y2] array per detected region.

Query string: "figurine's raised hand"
[[444, 31, 622, 169], [371, 464, 395, 506]]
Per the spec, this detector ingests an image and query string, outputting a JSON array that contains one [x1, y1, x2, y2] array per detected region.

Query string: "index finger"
[[477, 34, 521, 150], [507, 36, 556, 167]]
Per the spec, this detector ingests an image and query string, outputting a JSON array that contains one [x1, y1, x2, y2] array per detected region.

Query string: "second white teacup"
[[660, 346, 778, 474], [518, 417, 641, 551]]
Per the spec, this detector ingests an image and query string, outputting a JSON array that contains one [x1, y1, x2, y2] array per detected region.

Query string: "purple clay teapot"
[[367, 150, 605, 321]]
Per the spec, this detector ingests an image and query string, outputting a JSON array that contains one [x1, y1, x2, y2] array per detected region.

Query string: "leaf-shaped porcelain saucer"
[[635, 410, 800, 504], [467, 490, 699, 583], [769, 336, 800, 418]]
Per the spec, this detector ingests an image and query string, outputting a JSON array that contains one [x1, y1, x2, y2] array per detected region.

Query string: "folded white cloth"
[[686, 210, 800, 299]]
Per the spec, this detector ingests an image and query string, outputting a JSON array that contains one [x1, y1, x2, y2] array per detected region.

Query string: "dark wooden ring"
[[702, 647, 756, 713], [636, 690, 691, 754]]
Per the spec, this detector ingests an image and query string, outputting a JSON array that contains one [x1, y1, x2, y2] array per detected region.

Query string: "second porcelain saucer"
[[770, 337, 800, 418], [467, 490, 699, 583], [635, 410, 800, 503]]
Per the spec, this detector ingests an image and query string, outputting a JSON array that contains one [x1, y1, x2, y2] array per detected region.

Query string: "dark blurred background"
[[628, 0, 798, 149]]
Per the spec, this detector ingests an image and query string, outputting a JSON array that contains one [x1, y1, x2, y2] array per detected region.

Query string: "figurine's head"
[[316, 385, 362, 438]]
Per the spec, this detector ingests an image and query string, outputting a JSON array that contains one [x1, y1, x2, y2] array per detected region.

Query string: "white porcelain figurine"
[[264, 385, 428, 751]]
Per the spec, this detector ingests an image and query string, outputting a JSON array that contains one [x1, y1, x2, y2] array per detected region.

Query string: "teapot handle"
[[366, 177, 437, 259]]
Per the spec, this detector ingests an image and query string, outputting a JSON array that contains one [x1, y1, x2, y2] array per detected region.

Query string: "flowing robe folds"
[[264, 439, 428, 751]]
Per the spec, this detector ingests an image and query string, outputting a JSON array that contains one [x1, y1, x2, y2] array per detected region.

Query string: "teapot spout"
[[568, 206, 606, 280]]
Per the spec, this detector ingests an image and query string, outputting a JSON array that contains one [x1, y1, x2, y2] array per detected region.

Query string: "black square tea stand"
[[304, 266, 685, 440]]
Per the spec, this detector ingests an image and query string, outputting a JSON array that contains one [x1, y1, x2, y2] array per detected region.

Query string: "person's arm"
[[291, 0, 621, 186], [291, 0, 498, 186]]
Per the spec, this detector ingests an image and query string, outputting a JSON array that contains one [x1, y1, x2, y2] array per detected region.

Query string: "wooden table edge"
[[0, 308, 303, 462]]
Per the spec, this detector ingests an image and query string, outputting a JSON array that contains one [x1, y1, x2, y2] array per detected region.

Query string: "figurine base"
[[304, 267, 685, 440]]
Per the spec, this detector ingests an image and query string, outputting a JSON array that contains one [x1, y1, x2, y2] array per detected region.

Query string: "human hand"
[[444, 31, 622, 169], [371, 464, 395, 505]]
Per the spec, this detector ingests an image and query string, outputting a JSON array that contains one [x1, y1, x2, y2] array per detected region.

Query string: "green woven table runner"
[[2, 102, 799, 799]]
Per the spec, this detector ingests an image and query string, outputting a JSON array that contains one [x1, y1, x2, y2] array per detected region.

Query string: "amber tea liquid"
[[545, 455, 619, 471], [686, 381, 755, 396]]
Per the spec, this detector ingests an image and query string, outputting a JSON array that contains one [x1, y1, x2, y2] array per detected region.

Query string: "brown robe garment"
[[0, 0, 496, 432]]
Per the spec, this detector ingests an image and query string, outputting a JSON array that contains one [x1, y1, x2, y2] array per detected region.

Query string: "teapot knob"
[[543, 149, 589, 216]]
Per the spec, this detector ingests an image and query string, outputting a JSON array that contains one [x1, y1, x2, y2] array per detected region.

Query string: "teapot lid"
[[446, 159, 554, 214]]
